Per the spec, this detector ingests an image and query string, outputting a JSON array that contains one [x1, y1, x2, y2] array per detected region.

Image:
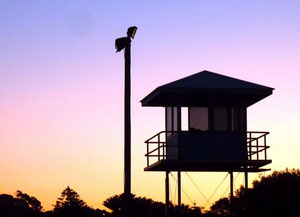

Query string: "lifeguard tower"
[[141, 70, 273, 215]]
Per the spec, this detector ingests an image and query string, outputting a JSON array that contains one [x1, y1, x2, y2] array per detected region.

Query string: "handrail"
[[247, 131, 270, 134], [144, 131, 164, 143], [144, 131, 173, 143], [248, 146, 269, 155], [247, 131, 269, 160], [247, 132, 269, 142], [145, 131, 270, 168], [145, 144, 165, 156]]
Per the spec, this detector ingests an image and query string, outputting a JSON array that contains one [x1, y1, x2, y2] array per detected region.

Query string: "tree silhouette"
[[2, 169, 299, 217], [209, 169, 300, 217], [210, 198, 230, 217], [103, 193, 164, 217], [52, 186, 107, 217], [54, 186, 87, 210], [0, 193, 42, 217], [103, 193, 202, 217], [16, 190, 43, 212]]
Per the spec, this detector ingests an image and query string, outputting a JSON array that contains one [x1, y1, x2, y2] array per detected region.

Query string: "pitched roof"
[[162, 70, 273, 89], [141, 70, 274, 107]]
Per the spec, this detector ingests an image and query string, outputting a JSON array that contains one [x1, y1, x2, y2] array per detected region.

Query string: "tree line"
[[0, 168, 299, 217]]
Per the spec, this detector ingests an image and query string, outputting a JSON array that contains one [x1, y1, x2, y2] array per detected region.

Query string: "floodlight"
[[127, 26, 137, 39], [115, 37, 127, 52]]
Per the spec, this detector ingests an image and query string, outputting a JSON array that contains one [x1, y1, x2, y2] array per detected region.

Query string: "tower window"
[[189, 107, 209, 131], [213, 107, 228, 131]]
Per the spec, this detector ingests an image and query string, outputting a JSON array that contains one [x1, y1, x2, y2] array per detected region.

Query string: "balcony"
[[145, 131, 271, 172]]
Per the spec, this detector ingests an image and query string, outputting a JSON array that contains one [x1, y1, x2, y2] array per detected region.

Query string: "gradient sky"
[[0, 0, 300, 211]]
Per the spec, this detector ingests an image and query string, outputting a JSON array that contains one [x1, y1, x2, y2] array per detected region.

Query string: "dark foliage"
[[103, 193, 164, 217], [52, 186, 107, 217], [209, 198, 231, 217], [209, 169, 300, 217], [16, 190, 43, 211], [2, 169, 300, 217], [0, 194, 41, 217], [103, 193, 202, 217], [53, 186, 87, 210]]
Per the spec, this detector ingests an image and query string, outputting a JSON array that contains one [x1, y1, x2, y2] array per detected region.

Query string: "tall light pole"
[[115, 26, 137, 197]]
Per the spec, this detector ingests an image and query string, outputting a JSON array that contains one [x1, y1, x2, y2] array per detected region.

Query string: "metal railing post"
[[256, 138, 259, 160], [249, 132, 252, 160], [147, 142, 149, 167], [264, 134, 267, 160], [158, 134, 160, 161], [163, 142, 165, 159]]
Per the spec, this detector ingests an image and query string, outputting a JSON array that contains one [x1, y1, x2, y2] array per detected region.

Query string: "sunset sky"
[[0, 0, 300, 211]]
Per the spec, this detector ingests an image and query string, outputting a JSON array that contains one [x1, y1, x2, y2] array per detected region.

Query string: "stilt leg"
[[245, 171, 248, 190], [165, 171, 170, 217], [178, 171, 181, 207], [230, 171, 234, 202]]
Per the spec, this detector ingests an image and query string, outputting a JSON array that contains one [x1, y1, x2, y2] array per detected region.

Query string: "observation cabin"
[[141, 71, 274, 173]]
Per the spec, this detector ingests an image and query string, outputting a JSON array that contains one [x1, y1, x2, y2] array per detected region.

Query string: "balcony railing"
[[145, 131, 270, 168], [247, 131, 270, 160]]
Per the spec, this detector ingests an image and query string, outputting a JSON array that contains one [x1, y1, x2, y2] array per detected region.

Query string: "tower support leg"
[[245, 171, 248, 190], [230, 171, 234, 202], [178, 171, 181, 207], [165, 171, 170, 217]]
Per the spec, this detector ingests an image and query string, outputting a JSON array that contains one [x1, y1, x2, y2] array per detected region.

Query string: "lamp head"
[[115, 37, 127, 52], [127, 26, 137, 39]]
